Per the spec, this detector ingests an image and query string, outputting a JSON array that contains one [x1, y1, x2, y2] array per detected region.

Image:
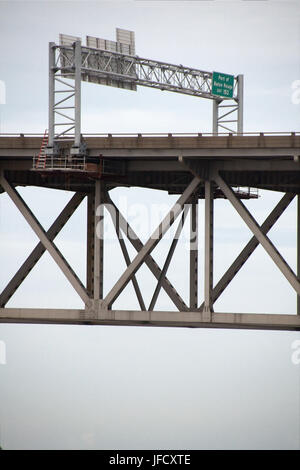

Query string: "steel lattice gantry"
[[0, 133, 300, 330], [46, 33, 243, 157]]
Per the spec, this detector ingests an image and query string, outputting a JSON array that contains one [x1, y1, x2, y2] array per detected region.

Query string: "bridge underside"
[[0, 134, 299, 330], [1, 134, 299, 194]]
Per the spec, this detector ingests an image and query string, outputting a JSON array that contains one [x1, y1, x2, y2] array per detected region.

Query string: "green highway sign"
[[211, 71, 234, 98]]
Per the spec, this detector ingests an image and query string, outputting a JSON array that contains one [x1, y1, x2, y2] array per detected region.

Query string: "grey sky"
[[0, 0, 299, 450]]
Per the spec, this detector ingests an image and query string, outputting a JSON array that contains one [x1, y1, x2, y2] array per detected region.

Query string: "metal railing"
[[235, 186, 259, 199], [33, 154, 87, 171], [1, 131, 300, 138]]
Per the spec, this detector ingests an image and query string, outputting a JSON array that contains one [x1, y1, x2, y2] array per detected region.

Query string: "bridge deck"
[[0, 133, 299, 194], [1, 132, 300, 153]]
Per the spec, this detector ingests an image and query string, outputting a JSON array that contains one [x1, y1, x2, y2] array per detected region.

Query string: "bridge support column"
[[93, 180, 104, 301], [203, 181, 214, 320], [86, 192, 94, 297], [189, 196, 198, 310]]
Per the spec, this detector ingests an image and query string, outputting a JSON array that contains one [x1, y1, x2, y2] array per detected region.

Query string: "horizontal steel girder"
[[0, 308, 299, 331]]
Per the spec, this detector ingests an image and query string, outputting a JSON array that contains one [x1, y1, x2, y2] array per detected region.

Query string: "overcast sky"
[[0, 0, 300, 450]]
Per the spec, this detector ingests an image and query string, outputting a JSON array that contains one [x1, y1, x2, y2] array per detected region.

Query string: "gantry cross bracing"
[[0, 133, 299, 330]]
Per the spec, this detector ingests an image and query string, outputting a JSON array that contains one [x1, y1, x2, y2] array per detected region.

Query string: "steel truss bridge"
[[0, 31, 299, 330], [0, 132, 299, 330]]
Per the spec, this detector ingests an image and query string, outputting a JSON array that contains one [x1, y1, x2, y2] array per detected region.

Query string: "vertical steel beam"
[[237, 74, 244, 134], [94, 181, 104, 300], [86, 192, 95, 297], [215, 174, 300, 296], [204, 181, 214, 315], [74, 40, 81, 148], [212, 100, 219, 135], [189, 197, 198, 309], [48, 42, 56, 147], [297, 194, 300, 315]]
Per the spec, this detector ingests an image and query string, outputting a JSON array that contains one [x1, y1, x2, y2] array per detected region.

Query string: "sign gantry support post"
[[212, 74, 244, 135], [74, 40, 82, 150], [237, 74, 244, 134], [48, 42, 55, 149], [47, 39, 83, 159]]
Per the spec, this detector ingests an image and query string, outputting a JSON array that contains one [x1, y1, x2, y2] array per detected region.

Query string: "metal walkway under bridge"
[[0, 131, 299, 330]]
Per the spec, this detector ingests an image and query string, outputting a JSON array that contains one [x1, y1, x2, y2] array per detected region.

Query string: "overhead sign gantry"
[[46, 28, 243, 160]]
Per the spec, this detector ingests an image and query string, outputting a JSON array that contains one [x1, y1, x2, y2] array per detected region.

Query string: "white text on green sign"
[[212, 72, 234, 98]]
